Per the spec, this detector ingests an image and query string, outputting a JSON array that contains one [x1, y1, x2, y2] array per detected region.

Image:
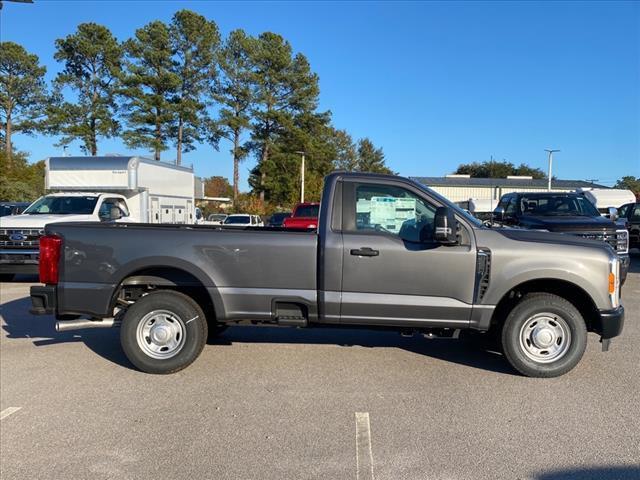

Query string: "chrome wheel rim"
[[136, 310, 186, 359], [519, 312, 571, 363]]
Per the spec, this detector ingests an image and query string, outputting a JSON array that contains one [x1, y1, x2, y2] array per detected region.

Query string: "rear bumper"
[[593, 306, 625, 339], [30, 285, 56, 315]]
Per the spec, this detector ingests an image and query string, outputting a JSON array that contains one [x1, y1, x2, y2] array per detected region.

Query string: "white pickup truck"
[[0, 192, 130, 281]]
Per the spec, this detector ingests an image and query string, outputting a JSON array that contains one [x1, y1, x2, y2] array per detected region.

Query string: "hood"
[[0, 213, 95, 229], [519, 215, 615, 232], [496, 227, 615, 252]]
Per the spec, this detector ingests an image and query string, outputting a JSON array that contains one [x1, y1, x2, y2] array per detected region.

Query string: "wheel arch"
[[489, 278, 599, 333]]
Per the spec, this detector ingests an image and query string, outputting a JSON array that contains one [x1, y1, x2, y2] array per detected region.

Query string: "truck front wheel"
[[120, 290, 208, 374], [501, 293, 587, 378]]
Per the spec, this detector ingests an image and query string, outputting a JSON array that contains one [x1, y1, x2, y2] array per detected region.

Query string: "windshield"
[[293, 205, 319, 217], [23, 196, 99, 215], [224, 215, 250, 224], [520, 195, 600, 217]]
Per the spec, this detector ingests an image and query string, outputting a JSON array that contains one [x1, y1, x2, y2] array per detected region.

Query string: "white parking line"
[[355, 412, 375, 480], [0, 407, 22, 420]]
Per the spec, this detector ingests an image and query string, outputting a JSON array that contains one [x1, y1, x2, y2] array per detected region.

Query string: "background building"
[[410, 174, 608, 203]]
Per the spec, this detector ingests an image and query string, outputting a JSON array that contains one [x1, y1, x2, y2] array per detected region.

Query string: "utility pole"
[[545, 149, 560, 191], [296, 151, 306, 203]]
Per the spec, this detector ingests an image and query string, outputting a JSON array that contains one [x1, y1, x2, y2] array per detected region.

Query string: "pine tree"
[[48, 23, 123, 156], [121, 21, 179, 161], [356, 138, 392, 174], [169, 10, 220, 165], [247, 32, 320, 200], [213, 29, 255, 203], [0, 42, 48, 168]]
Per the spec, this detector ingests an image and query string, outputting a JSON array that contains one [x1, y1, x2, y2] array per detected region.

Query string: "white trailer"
[[45, 156, 196, 223], [575, 188, 636, 216]]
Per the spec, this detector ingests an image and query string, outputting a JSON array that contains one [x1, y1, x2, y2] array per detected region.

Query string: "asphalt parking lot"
[[1, 256, 639, 480]]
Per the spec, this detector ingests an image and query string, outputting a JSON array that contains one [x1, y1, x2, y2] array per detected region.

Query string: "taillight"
[[39, 235, 62, 285]]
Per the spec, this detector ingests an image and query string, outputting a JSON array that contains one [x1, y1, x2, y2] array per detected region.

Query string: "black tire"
[[120, 290, 208, 374], [501, 293, 587, 378], [0, 273, 15, 282]]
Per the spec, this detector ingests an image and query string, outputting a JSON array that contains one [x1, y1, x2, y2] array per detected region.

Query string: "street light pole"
[[296, 151, 305, 203], [545, 149, 560, 191]]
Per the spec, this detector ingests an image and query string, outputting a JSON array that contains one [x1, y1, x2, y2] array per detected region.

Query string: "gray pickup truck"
[[30, 172, 624, 377]]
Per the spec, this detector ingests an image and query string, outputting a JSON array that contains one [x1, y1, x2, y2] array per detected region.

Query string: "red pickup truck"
[[283, 202, 320, 229]]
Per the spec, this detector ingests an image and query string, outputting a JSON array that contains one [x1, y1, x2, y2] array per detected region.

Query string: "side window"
[[351, 183, 437, 243], [505, 197, 517, 217], [99, 198, 129, 218], [497, 196, 510, 212], [632, 205, 640, 221]]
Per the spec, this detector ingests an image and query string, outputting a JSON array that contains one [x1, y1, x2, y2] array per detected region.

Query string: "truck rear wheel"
[[501, 293, 587, 378], [120, 290, 207, 374]]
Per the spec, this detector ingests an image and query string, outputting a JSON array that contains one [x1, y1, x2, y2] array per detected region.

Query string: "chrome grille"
[[571, 230, 628, 254], [0, 229, 44, 248]]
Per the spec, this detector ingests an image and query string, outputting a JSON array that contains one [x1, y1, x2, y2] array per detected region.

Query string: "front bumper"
[[30, 285, 56, 315], [593, 305, 625, 340]]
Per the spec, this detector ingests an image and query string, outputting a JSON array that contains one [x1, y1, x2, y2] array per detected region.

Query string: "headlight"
[[616, 229, 629, 254], [609, 257, 620, 308]]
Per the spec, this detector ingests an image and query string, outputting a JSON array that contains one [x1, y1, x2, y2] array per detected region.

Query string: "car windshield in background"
[[520, 195, 600, 217], [209, 214, 227, 221], [23, 196, 98, 215], [224, 215, 250, 224], [294, 205, 319, 217], [270, 212, 291, 222]]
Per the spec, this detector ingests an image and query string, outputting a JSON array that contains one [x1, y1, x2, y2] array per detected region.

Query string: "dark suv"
[[495, 192, 630, 282], [619, 202, 640, 250]]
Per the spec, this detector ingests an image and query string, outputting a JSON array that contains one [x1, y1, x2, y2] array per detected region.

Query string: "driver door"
[[339, 179, 477, 327]]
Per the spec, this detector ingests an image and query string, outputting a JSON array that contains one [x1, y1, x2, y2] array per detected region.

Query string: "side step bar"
[[56, 317, 120, 332]]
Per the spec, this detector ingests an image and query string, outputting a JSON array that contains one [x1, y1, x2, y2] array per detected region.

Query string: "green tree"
[[356, 138, 393, 174], [332, 129, 358, 171], [0, 148, 45, 201], [213, 29, 255, 204], [48, 23, 123, 156], [247, 32, 320, 200], [203, 175, 233, 198], [0, 42, 48, 168], [121, 20, 179, 161], [169, 10, 220, 165], [454, 160, 545, 178], [614, 176, 640, 196]]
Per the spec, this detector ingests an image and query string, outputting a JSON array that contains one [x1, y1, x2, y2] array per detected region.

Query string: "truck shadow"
[[210, 325, 516, 375], [534, 465, 640, 480], [1, 295, 515, 374], [0, 296, 134, 369]]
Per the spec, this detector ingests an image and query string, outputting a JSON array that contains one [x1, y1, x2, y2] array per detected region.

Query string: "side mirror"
[[608, 207, 618, 221], [493, 206, 505, 222], [434, 207, 458, 244]]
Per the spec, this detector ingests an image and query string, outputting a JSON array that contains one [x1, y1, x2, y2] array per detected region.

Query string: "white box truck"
[[0, 156, 196, 280]]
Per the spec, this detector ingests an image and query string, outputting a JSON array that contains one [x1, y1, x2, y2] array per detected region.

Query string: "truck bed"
[[47, 222, 318, 320]]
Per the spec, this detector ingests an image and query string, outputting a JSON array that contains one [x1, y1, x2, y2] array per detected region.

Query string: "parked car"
[[223, 214, 263, 227], [494, 191, 630, 283], [0, 202, 31, 217], [618, 202, 640, 249], [31, 172, 624, 378], [267, 212, 292, 227], [283, 202, 319, 229], [0, 192, 131, 281]]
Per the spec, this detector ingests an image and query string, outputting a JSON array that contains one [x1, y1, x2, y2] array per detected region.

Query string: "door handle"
[[350, 247, 379, 257]]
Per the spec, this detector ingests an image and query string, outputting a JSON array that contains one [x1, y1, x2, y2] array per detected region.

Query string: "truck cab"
[[0, 192, 130, 281]]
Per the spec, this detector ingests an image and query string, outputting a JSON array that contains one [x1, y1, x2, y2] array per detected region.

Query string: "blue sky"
[[2, 0, 639, 188]]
